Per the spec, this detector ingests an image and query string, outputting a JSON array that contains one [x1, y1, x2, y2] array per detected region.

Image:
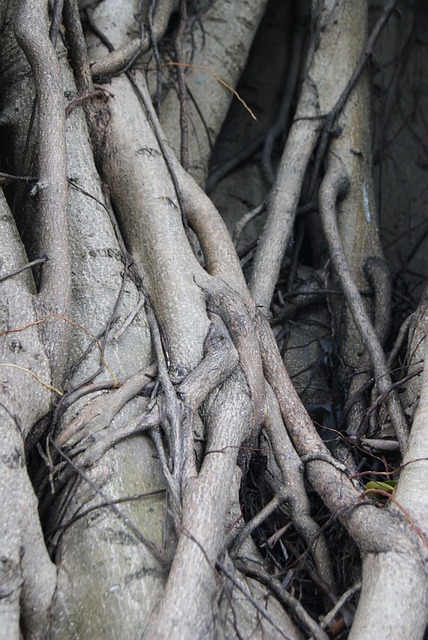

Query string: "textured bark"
[[0, 0, 427, 638]]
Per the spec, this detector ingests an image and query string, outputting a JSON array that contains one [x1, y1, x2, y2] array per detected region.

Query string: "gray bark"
[[0, 0, 427, 638]]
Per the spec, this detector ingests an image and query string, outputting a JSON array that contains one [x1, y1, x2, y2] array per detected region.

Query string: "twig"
[[364, 257, 392, 346], [86, 0, 176, 83], [177, 314, 239, 411], [63, 0, 93, 93], [57, 320, 239, 466], [249, 117, 321, 309], [166, 62, 257, 121], [112, 293, 145, 341], [301, 452, 348, 474], [330, 0, 398, 123], [48, 379, 118, 441], [0, 255, 48, 283], [355, 438, 400, 452], [0, 171, 37, 185], [345, 257, 393, 435], [65, 88, 109, 117], [96, 187, 131, 359], [143, 293, 188, 510], [1, 313, 117, 386], [56, 367, 155, 447]]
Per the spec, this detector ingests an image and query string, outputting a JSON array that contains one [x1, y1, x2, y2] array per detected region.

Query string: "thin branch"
[[143, 291, 188, 511], [0, 255, 48, 283], [63, 0, 93, 93], [1, 313, 118, 386], [166, 62, 257, 121], [233, 202, 266, 245], [387, 313, 414, 368], [174, 0, 190, 170], [0, 171, 37, 185]]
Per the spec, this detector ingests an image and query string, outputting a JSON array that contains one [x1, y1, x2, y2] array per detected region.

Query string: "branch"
[[249, 116, 321, 310], [250, 0, 398, 313], [234, 559, 329, 640], [195, 274, 265, 436], [263, 383, 337, 599], [395, 316, 428, 542], [319, 157, 409, 453], [15, 0, 71, 378]]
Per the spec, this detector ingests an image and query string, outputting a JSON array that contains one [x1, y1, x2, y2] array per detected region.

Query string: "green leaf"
[[365, 480, 397, 495]]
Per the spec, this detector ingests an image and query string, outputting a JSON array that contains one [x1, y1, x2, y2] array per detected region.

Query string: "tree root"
[[319, 158, 409, 453]]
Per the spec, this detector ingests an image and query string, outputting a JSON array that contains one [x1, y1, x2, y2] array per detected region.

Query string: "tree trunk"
[[0, 0, 427, 638]]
